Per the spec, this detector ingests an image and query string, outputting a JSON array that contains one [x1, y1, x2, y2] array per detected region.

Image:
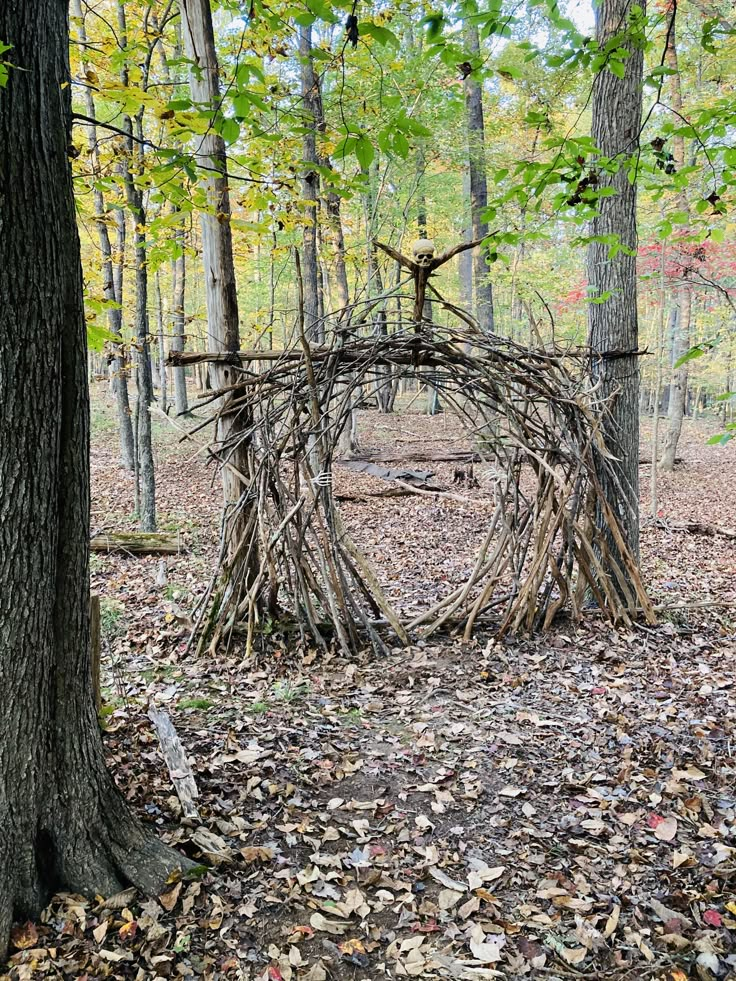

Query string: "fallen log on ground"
[[91, 532, 183, 555], [339, 448, 481, 465], [338, 460, 438, 486], [148, 704, 200, 821], [652, 519, 736, 540]]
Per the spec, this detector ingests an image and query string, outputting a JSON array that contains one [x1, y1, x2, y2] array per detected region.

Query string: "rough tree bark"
[[71, 0, 134, 469], [180, 0, 258, 585], [298, 24, 323, 343], [587, 0, 645, 567], [0, 0, 186, 961], [463, 14, 494, 334]]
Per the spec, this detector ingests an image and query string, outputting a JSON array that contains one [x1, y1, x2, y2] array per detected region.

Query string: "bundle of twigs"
[[171, 313, 654, 657]]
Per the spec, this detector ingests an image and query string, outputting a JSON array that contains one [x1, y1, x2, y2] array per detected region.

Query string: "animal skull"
[[411, 238, 435, 268]]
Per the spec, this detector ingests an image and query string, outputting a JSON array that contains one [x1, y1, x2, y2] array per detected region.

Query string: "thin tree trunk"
[[0, 0, 186, 960], [650, 244, 667, 516], [311, 56, 357, 453], [71, 0, 134, 469], [155, 270, 168, 413], [171, 222, 189, 414], [267, 225, 276, 350], [463, 14, 494, 334], [416, 145, 440, 415], [660, 5, 691, 470], [362, 162, 392, 413], [298, 25, 322, 343], [118, 2, 155, 531], [587, 0, 645, 570]]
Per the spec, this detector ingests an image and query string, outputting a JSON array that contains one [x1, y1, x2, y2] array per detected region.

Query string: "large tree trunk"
[[180, 0, 258, 598], [71, 0, 134, 469], [586, 0, 645, 570], [0, 0, 185, 961], [660, 5, 690, 471], [463, 15, 494, 334]]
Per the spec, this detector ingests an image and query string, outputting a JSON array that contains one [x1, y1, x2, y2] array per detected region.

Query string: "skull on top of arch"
[[411, 238, 435, 268]]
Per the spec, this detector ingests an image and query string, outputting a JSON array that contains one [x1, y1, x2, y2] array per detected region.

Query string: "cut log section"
[[91, 532, 183, 555], [147, 704, 200, 821]]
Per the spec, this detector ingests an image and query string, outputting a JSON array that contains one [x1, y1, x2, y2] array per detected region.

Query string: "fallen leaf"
[[159, 881, 182, 912], [561, 945, 587, 965], [241, 846, 275, 863], [653, 816, 678, 842], [309, 913, 350, 935], [470, 939, 502, 963], [429, 868, 467, 892], [118, 921, 138, 941], [438, 888, 463, 910], [603, 904, 620, 939], [703, 909, 722, 927], [10, 922, 38, 950]]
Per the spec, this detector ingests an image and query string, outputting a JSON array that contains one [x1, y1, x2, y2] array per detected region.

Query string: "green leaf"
[[220, 117, 240, 144], [674, 341, 716, 367], [333, 135, 357, 160], [707, 431, 735, 445], [354, 134, 374, 170], [87, 322, 121, 352], [358, 22, 400, 47], [393, 131, 409, 158]]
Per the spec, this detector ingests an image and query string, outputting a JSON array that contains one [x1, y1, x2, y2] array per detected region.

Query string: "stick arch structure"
[[172, 319, 653, 657]]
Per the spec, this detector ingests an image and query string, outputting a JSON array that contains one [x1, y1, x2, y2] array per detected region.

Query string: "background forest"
[[73, 0, 736, 483]]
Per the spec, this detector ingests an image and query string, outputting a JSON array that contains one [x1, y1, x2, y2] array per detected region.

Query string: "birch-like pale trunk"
[[180, 0, 258, 588]]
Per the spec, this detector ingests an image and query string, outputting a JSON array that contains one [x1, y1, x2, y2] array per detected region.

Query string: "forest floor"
[[5, 388, 736, 981]]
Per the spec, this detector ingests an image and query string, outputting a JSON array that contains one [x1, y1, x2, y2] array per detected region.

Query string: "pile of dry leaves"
[[4, 399, 734, 981]]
